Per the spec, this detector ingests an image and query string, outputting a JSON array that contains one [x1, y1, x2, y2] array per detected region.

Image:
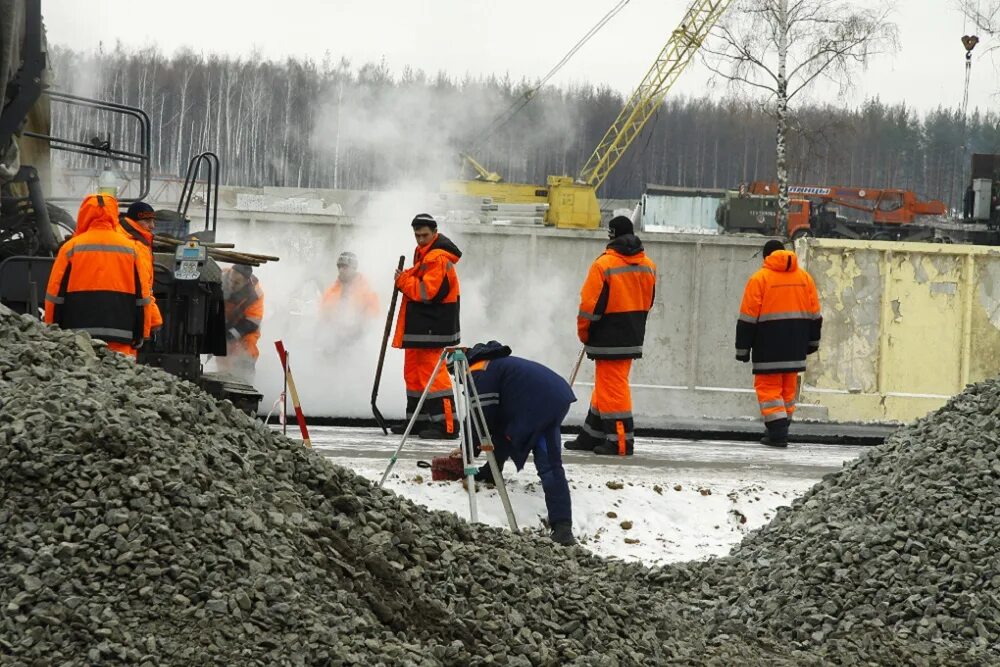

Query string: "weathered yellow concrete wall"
[[800, 238, 1000, 423]]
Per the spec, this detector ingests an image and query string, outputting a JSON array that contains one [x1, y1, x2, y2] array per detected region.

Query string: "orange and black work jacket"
[[736, 249, 822, 374], [392, 233, 462, 349], [44, 194, 151, 347], [119, 216, 163, 335], [577, 234, 657, 360], [320, 274, 380, 320], [224, 272, 265, 360]]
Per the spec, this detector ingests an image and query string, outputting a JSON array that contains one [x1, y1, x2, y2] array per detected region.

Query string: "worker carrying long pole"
[[390, 213, 463, 440], [565, 216, 656, 456], [735, 239, 822, 447]]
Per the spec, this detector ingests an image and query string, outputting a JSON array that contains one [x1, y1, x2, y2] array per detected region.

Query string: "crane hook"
[[962, 34, 980, 59]]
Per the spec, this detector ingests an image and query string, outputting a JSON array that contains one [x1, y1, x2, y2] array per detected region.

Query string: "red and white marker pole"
[[274, 340, 311, 448]]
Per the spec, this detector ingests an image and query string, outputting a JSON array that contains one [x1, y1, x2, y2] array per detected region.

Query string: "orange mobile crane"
[[717, 180, 948, 241]]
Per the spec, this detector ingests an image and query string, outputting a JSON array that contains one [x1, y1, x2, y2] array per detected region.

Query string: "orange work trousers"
[[753, 372, 798, 423], [404, 347, 454, 433], [582, 358, 634, 455], [107, 342, 138, 358]]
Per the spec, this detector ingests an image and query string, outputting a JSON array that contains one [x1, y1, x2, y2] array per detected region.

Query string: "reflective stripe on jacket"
[[577, 234, 656, 360], [44, 194, 150, 347], [736, 249, 822, 374], [392, 233, 462, 349]]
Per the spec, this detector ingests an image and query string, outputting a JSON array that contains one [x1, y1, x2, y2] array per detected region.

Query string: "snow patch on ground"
[[346, 457, 816, 567]]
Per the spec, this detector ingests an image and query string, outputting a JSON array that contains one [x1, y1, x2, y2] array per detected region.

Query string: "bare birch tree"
[[701, 0, 899, 232], [962, 0, 1000, 37], [960, 0, 999, 98]]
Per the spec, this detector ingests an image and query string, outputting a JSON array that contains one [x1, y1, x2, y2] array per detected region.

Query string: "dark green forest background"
[[50, 46, 1000, 211]]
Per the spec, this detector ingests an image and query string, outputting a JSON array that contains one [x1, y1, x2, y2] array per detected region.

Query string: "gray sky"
[[45, 0, 997, 114]]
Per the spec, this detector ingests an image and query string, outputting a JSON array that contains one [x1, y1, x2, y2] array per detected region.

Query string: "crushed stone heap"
[[661, 378, 1000, 659], [1, 303, 999, 666]]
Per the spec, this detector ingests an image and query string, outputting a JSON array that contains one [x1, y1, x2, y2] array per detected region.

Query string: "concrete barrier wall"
[[212, 205, 1000, 425], [799, 238, 1000, 423], [215, 209, 811, 423]]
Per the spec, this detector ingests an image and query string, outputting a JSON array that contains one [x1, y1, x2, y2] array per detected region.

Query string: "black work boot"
[[593, 442, 633, 456], [418, 427, 458, 440], [760, 433, 788, 448], [564, 433, 599, 451], [550, 522, 576, 546], [474, 464, 496, 485], [390, 424, 410, 435], [761, 418, 789, 448]]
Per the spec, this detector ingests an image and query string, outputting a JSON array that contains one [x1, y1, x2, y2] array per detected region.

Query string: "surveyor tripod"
[[377, 347, 519, 531]]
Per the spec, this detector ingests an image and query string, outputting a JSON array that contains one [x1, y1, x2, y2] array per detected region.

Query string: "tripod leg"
[[465, 364, 519, 532], [453, 355, 478, 523], [378, 349, 448, 488]]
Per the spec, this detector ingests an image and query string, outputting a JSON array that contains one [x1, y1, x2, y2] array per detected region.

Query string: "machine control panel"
[[173, 241, 207, 280]]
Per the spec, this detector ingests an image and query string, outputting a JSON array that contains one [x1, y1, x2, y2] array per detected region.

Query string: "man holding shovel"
[[390, 213, 462, 440]]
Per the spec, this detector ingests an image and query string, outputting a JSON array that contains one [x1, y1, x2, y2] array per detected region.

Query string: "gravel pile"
[[657, 384, 1000, 664], [2, 303, 999, 665]]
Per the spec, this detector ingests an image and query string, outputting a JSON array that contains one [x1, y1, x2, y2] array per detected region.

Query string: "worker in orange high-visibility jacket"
[[44, 193, 152, 358], [391, 213, 462, 440], [565, 215, 656, 456], [735, 239, 822, 447], [319, 250, 380, 350], [119, 201, 163, 339], [218, 264, 265, 383]]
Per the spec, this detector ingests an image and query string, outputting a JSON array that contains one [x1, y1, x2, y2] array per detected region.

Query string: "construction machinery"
[[444, 0, 734, 229], [717, 181, 949, 241], [0, 0, 265, 412], [716, 160, 1000, 244], [967, 153, 1000, 228]]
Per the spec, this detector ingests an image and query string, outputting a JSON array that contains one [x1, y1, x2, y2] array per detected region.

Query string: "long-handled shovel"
[[371, 255, 405, 434], [568, 347, 585, 386]]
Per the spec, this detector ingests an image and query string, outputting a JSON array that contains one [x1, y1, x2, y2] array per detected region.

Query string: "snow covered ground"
[[299, 426, 866, 567]]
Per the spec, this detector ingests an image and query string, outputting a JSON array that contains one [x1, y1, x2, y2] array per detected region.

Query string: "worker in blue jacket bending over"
[[456, 341, 577, 546]]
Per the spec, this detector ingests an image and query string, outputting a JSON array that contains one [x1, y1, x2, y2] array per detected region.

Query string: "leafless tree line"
[[48, 45, 1000, 210]]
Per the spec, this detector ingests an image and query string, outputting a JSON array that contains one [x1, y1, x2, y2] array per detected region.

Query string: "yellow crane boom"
[[459, 152, 504, 183], [578, 0, 733, 190], [444, 0, 733, 228]]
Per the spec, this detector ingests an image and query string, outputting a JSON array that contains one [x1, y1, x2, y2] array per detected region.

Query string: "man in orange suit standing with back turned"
[[565, 215, 656, 457]]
